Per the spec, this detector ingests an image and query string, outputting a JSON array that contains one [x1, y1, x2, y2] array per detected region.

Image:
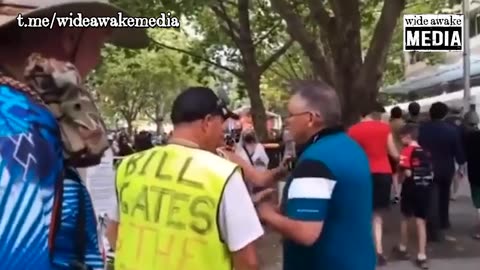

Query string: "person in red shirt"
[[392, 123, 433, 270], [348, 103, 399, 266]]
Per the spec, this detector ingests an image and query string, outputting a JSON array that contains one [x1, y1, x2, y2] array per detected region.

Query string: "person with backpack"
[[0, 1, 148, 269], [392, 124, 433, 269]]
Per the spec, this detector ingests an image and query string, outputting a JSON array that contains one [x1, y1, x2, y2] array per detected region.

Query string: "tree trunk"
[[270, 0, 405, 127], [155, 118, 163, 135], [126, 119, 133, 137], [244, 71, 269, 141], [155, 103, 164, 135]]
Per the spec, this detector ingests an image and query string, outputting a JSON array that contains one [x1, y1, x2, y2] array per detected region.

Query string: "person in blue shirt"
[[0, 1, 148, 269], [257, 80, 376, 270]]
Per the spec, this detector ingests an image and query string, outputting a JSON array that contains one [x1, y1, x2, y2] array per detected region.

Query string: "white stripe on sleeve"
[[287, 177, 337, 200]]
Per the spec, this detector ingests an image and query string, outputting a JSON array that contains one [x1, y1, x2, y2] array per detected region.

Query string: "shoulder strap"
[[242, 145, 255, 166], [0, 71, 45, 104], [65, 169, 88, 267], [48, 173, 64, 262]]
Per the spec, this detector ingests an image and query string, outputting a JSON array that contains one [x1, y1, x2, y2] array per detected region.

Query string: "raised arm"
[[218, 148, 287, 186]]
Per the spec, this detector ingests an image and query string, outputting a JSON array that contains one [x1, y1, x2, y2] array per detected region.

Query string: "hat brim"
[[0, 2, 149, 49]]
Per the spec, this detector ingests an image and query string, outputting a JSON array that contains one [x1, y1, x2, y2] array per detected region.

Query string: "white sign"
[[86, 148, 116, 216], [403, 14, 463, 52]]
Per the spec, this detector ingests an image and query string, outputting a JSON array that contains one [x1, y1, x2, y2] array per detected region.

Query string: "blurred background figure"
[[446, 106, 465, 201], [407, 102, 421, 124], [134, 131, 154, 151], [418, 102, 465, 242], [389, 106, 405, 204], [462, 109, 480, 240], [116, 133, 134, 157], [236, 129, 270, 192], [348, 102, 399, 266], [114, 133, 134, 167]]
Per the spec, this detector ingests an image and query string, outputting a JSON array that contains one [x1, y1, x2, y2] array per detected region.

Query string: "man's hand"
[[252, 188, 275, 204], [256, 199, 279, 221], [217, 146, 237, 160], [280, 155, 294, 172]]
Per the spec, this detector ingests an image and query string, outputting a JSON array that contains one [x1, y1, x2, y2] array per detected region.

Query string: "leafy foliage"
[[113, 0, 293, 140], [368, 0, 448, 86], [92, 29, 204, 133]]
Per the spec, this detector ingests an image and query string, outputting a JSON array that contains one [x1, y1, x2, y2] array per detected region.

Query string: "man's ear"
[[201, 114, 213, 131], [312, 112, 323, 127]]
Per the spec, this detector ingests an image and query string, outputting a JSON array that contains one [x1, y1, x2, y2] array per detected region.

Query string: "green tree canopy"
[[93, 29, 206, 134]]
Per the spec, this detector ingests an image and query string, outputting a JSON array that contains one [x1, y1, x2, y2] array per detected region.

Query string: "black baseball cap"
[[170, 87, 239, 124]]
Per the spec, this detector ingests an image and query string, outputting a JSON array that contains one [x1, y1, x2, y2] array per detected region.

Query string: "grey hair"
[[290, 80, 342, 127]]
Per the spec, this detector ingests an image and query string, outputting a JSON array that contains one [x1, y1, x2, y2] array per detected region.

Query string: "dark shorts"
[[401, 181, 432, 219], [372, 173, 392, 210]]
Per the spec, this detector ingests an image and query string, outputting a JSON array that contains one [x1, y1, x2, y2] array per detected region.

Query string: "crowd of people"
[[1, 1, 480, 270], [103, 93, 479, 270]]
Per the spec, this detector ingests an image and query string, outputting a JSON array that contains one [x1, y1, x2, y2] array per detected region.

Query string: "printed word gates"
[[118, 150, 217, 235], [403, 14, 463, 52]]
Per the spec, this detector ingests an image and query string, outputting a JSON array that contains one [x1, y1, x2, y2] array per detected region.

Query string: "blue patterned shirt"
[[53, 168, 105, 270], [0, 84, 104, 269]]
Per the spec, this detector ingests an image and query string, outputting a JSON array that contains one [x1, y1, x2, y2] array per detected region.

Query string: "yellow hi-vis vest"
[[114, 144, 238, 270]]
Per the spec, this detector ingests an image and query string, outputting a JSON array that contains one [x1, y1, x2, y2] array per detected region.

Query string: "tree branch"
[[357, 0, 406, 91], [211, 0, 241, 44], [253, 21, 282, 46], [270, 67, 292, 81], [237, 0, 258, 70], [237, 0, 253, 43], [259, 39, 294, 74], [285, 53, 303, 79], [151, 39, 241, 77], [272, 54, 302, 80], [306, 0, 332, 34], [270, 0, 333, 84]]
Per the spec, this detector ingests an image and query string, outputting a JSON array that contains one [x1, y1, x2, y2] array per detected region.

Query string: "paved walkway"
[[383, 258, 480, 270], [259, 179, 480, 269]]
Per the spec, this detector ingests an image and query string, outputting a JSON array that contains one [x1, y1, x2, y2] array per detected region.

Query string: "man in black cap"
[[108, 87, 263, 270]]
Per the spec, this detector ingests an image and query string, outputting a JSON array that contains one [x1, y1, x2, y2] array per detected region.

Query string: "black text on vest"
[[120, 150, 216, 235]]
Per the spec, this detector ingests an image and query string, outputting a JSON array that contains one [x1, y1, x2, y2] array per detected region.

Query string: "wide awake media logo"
[[403, 14, 463, 52]]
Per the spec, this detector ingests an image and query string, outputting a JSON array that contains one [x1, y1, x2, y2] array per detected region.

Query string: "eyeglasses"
[[285, 111, 316, 119]]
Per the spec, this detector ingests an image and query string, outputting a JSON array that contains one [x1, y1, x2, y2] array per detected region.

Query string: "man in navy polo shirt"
[[257, 80, 376, 270]]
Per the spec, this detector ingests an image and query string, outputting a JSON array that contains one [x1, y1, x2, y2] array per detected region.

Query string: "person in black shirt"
[[418, 102, 465, 242], [463, 111, 480, 240]]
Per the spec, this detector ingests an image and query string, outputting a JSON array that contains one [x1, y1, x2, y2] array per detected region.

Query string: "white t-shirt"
[[107, 171, 264, 252]]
